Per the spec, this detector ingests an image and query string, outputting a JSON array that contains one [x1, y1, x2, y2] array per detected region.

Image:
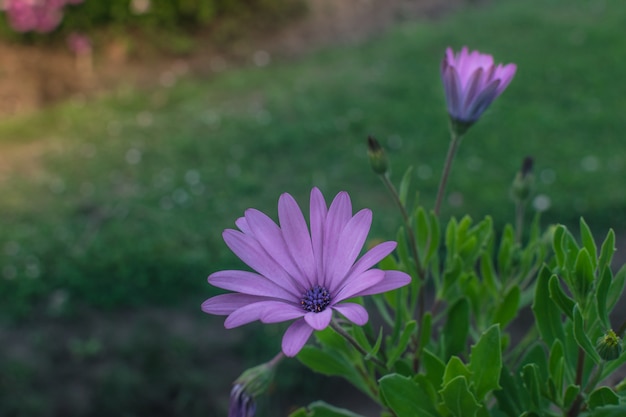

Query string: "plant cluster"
[[205, 47, 626, 416]]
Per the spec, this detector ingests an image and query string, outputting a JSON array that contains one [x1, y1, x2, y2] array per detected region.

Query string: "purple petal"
[[343, 241, 397, 285], [222, 229, 302, 294], [465, 79, 500, 122], [495, 63, 517, 95], [278, 193, 317, 286], [208, 270, 297, 299], [322, 192, 352, 282], [225, 300, 290, 328], [333, 269, 385, 302], [244, 208, 304, 285], [235, 217, 252, 234], [326, 208, 372, 292], [352, 270, 411, 297], [201, 293, 266, 315], [282, 319, 314, 357], [304, 309, 333, 330], [310, 187, 328, 280], [333, 303, 369, 325], [261, 304, 306, 323]]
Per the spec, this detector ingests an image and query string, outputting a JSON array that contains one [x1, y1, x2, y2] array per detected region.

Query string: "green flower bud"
[[229, 353, 283, 417], [367, 135, 389, 175], [596, 329, 623, 361]]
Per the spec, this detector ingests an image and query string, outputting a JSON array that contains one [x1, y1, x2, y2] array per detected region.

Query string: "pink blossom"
[[441, 46, 517, 125]]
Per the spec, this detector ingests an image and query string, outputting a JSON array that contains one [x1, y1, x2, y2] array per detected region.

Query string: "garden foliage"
[[208, 47, 626, 417]]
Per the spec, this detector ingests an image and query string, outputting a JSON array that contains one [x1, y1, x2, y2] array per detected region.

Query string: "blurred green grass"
[[1, 0, 625, 319]]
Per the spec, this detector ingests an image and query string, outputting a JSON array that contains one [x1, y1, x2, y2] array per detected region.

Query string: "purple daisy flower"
[[202, 187, 411, 357], [441, 46, 517, 126]]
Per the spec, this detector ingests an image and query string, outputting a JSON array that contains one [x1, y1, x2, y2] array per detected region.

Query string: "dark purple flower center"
[[300, 285, 331, 313]]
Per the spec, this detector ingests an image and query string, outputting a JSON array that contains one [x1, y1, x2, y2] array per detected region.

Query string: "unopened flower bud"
[[228, 353, 283, 417], [596, 329, 623, 361], [367, 135, 389, 175], [511, 156, 534, 203]]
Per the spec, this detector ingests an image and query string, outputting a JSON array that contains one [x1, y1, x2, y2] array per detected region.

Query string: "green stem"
[[434, 131, 462, 216], [330, 320, 387, 370], [567, 348, 586, 417]]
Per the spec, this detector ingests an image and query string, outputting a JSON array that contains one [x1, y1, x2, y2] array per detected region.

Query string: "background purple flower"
[[202, 187, 411, 357], [441, 46, 517, 125]]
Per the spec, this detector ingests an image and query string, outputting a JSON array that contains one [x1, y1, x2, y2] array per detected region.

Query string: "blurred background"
[[0, 0, 624, 415]]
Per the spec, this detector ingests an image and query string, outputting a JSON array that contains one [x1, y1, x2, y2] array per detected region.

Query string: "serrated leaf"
[[469, 324, 502, 400], [588, 387, 619, 410], [289, 401, 368, 417], [443, 297, 470, 358], [532, 266, 566, 346], [493, 367, 525, 417], [573, 305, 601, 364], [548, 275, 575, 320], [439, 376, 481, 417], [378, 374, 438, 417]]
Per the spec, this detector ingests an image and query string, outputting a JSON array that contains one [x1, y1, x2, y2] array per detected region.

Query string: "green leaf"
[[521, 364, 542, 410], [548, 275, 575, 320], [497, 224, 515, 277], [469, 324, 502, 400], [398, 166, 413, 207], [548, 340, 565, 402], [608, 264, 626, 311], [443, 297, 470, 358], [289, 401, 368, 417], [297, 346, 370, 396], [553, 225, 567, 270], [386, 320, 417, 368], [480, 252, 498, 296], [421, 349, 445, 388], [494, 285, 521, 327], [419, 312, 432, 356], [588, 387, 619, 410], [443, 356, 472, 386], [378, 374, 438, 417], [415, 206, 429, 257], [573, 247, 595, 302], [596, 266, 612, 329], [493, 367, 525, 417], [563, 384, 580, 409], [579, 217, 598, 269], [446, 218, 458, 264], [598, 229, 616, 274], [425, 210, 441, 264], [573, 304, 601, 364], [439, 376, 482, 417], [591, 405, 626, 417], [532, 266, 566, 346]]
